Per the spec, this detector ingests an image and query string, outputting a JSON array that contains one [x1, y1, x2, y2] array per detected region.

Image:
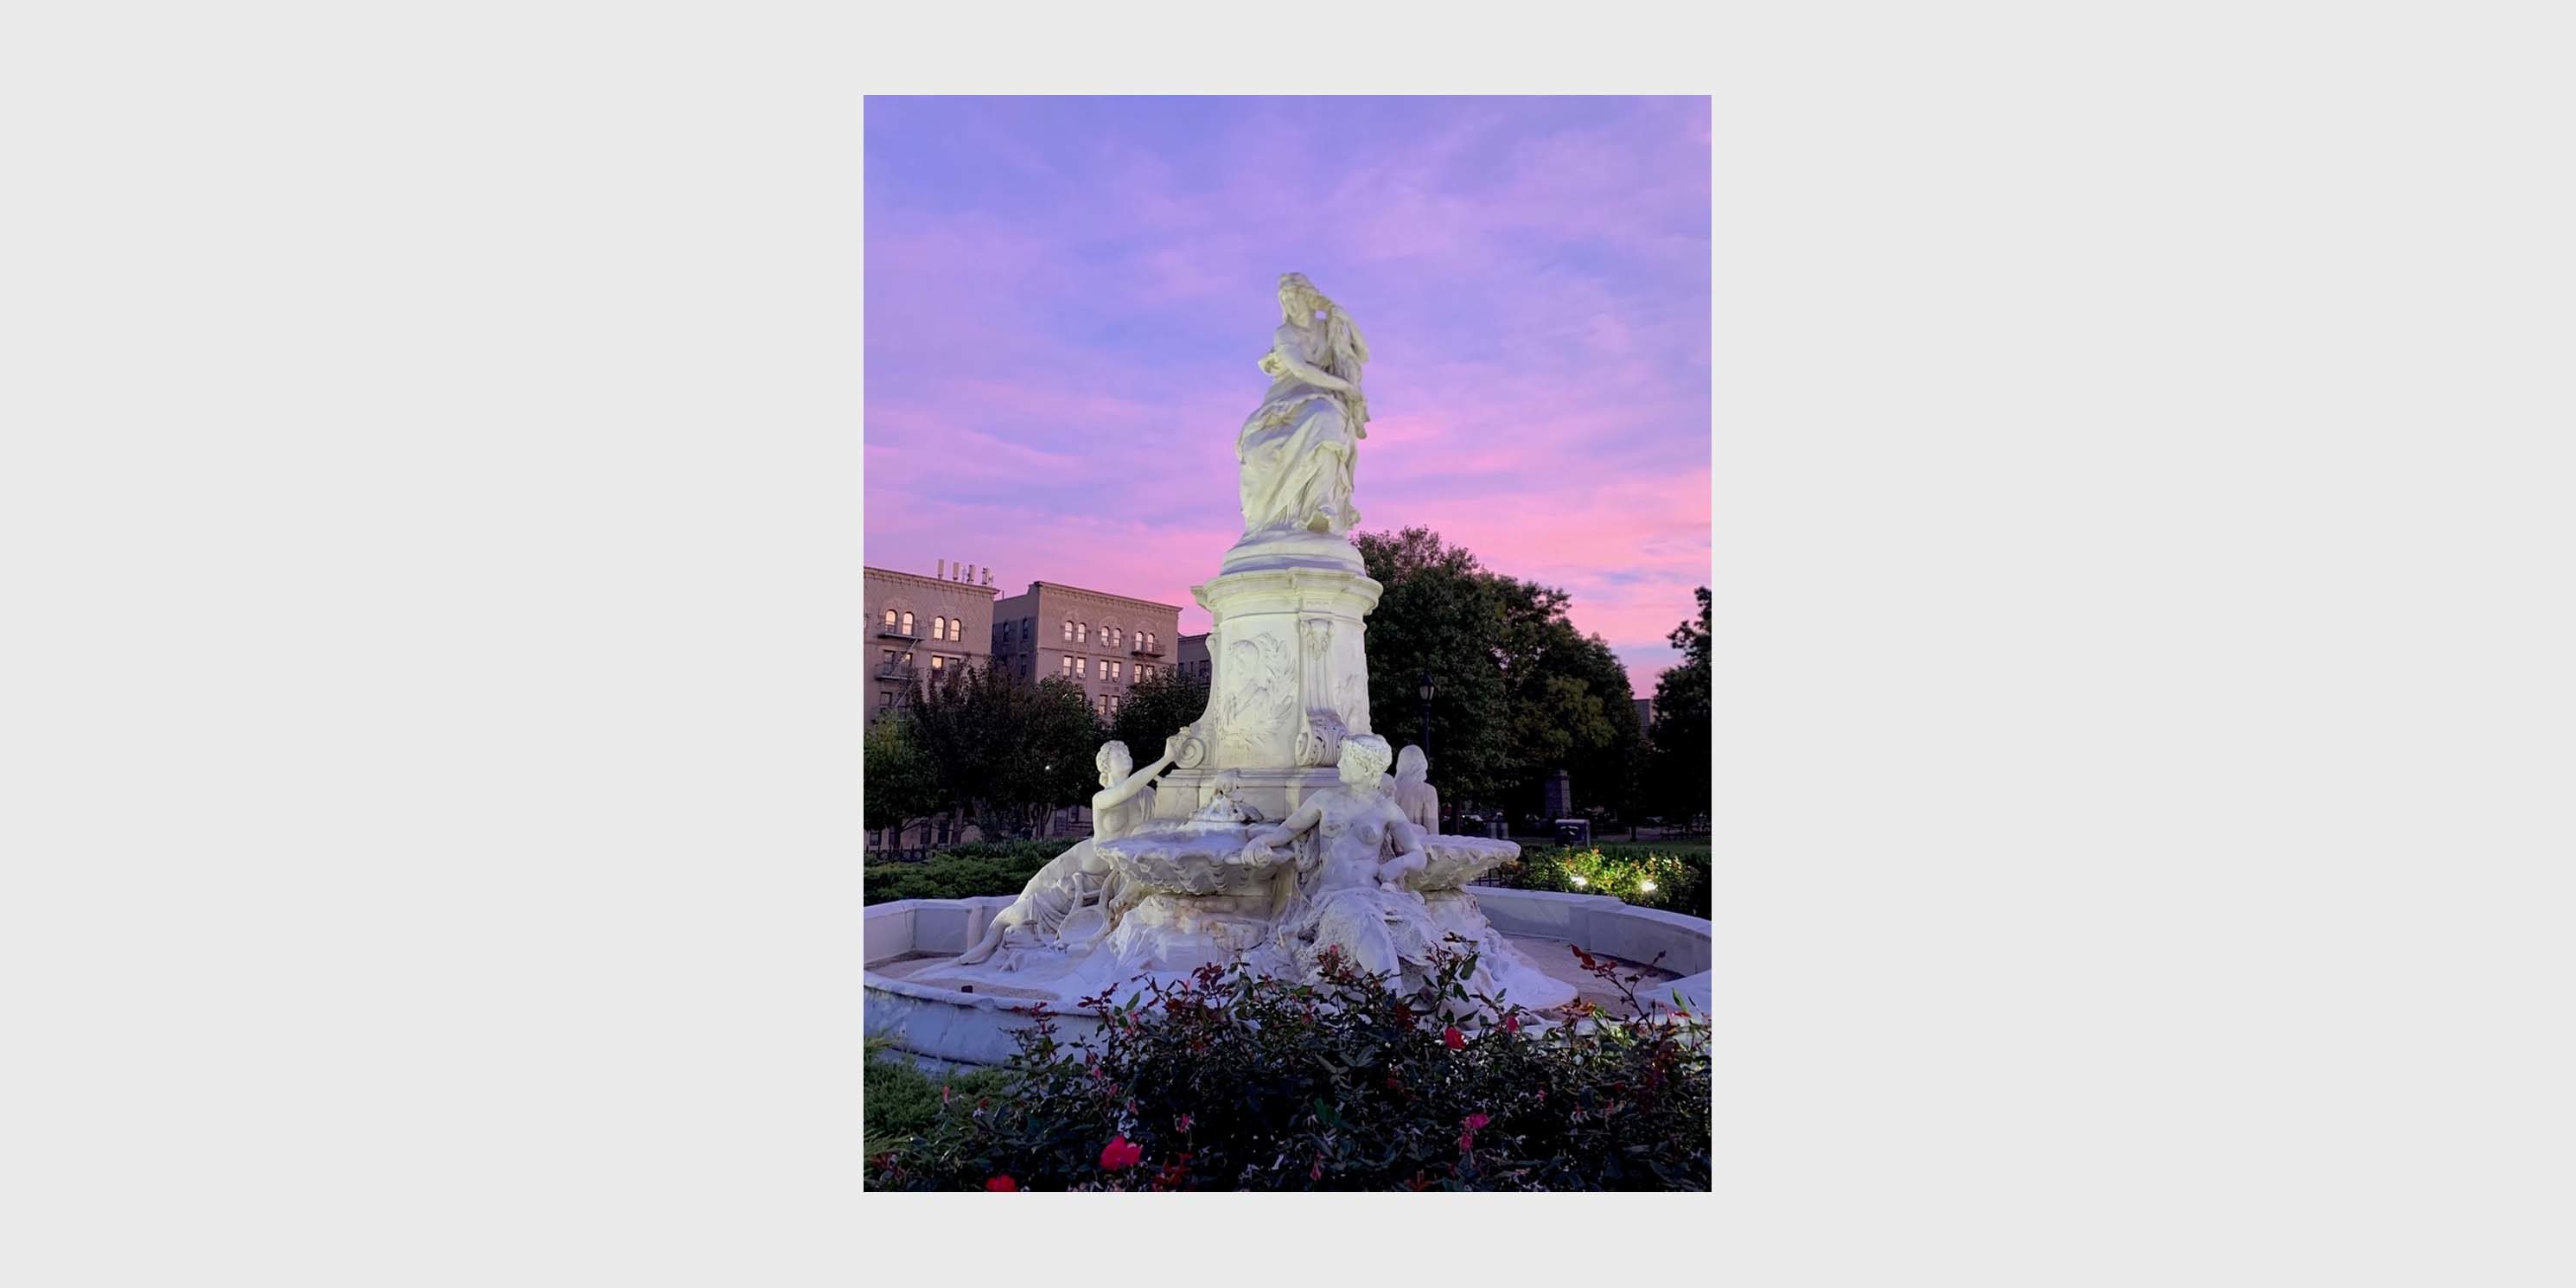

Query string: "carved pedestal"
[[1156, 563, 1382, 825]]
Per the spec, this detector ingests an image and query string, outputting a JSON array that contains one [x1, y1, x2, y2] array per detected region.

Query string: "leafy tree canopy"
[[1647, 587, 1712, 819], [1355, 528, 1640, 817]]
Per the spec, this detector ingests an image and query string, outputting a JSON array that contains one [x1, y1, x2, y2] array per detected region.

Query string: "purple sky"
[[864, 97, 1710, 696]]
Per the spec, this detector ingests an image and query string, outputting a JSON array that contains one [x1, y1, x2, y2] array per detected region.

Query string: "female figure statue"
[[1390, 744, 1439, 833], [1237, 272, 1370, 538], [1240, 734, 1437, 985], [956, 732, 1183, 965]]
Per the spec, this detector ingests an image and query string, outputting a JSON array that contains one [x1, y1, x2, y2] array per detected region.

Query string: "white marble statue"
[[1242, 734, 1442, 984], [1392, 744, 1439, 833], [1189, 768, 1266, 826], [915, 275, 1579, 1017], [1237, 273, 1369, 539], [954, 733, 1183, 965]]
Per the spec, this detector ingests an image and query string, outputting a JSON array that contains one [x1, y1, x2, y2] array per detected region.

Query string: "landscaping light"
[[1571, 876, 1588, 888], [1638, 880, 1656, 893]]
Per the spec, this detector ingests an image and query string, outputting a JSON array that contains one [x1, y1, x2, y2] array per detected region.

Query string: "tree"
[[1111, 667, 1210, 762], [1646, 587, 1712, 821], [1354, 528, 1637, 821], [863, 712, 944, 843], [900, 663, 1103, 840], [1355, 528, 1514, 805]]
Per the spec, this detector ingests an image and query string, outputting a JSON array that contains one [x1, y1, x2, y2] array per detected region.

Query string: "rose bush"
[[864, 943, 1709, 1192]]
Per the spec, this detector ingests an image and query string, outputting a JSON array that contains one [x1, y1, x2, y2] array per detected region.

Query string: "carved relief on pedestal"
[[1217, 630, 1294, 759]]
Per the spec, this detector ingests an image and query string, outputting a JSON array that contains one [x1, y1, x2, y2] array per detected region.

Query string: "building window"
[[900, 611, 914, 634], [1107, 660, 1120, 682], [1076, 622, 1087, 644], [930, 655, 944, 673], [1061, 655, 1072, 674], [882, 608, 896, 629], [1076, 657, 1087, 677], [929, 616, 944, 641], [999, 621, 1011, 644], [1062, 620, 1073, 641]]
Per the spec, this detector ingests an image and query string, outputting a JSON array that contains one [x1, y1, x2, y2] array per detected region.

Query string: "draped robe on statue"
[[1237, 322, 1361, 537]]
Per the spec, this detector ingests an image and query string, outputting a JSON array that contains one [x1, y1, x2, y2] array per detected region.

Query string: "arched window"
[[882, 608, 896, 628], [1062, 620, 1074, 641], [900, 611, 914, 634], [1076, 623, 1087, 644], [930, 616, 945, 641]]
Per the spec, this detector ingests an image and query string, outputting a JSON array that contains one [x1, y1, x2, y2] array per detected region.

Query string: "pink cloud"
[[867, 98, 1709, 697]]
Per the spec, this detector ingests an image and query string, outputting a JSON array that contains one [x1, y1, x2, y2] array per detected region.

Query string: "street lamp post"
[[1415, 671, 1434, 775]]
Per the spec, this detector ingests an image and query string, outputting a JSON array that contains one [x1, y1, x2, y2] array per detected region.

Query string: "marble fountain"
[[864, 273, 1711, 1068]]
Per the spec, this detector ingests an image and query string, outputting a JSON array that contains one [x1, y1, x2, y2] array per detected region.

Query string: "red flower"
[[1442, 1026, 1466, 1050], [1502, 1013, 1521, 1034], [985, 1175, 1017, 1192], [1100, 1134, 1144, 1171], [1463, 1113, 1491, 1132]]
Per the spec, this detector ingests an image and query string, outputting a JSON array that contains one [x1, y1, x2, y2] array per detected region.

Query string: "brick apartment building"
[[1176, 632, 1211, 683], [988, 580, 1184, 722], [865, 560, 999, 724]]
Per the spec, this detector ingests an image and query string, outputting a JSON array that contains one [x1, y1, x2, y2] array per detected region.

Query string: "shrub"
[[1495, 845, 1710, 920], [864, 944, 1709, 1191], [865, 1036, 1014, 1157], [863, 840, 1074, 905]]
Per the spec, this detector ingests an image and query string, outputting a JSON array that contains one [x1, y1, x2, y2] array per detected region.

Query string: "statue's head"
[[1278, 272, 1328, 322], [1096, 740, 1132, 786], [1337, 734, 1393, 789], [1395, 744, 1428, 782]]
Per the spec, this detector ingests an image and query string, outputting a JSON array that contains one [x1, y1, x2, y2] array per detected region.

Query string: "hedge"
[[1489, 845, 1712, 920], [863, 840, 1074, 905]]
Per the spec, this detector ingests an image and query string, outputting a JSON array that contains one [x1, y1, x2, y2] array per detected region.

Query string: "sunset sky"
[[863, 96, 1711, 695]]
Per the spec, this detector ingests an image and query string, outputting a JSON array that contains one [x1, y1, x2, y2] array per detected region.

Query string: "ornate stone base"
[[1174, 564, 1381, 777]]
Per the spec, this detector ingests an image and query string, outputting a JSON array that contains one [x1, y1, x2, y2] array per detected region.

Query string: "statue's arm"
[[1253, 798, 1323, 848], [1265, 330, 1353, 393], [1379, 815, 1430, 886], [1091, 743, 1182, 813]]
